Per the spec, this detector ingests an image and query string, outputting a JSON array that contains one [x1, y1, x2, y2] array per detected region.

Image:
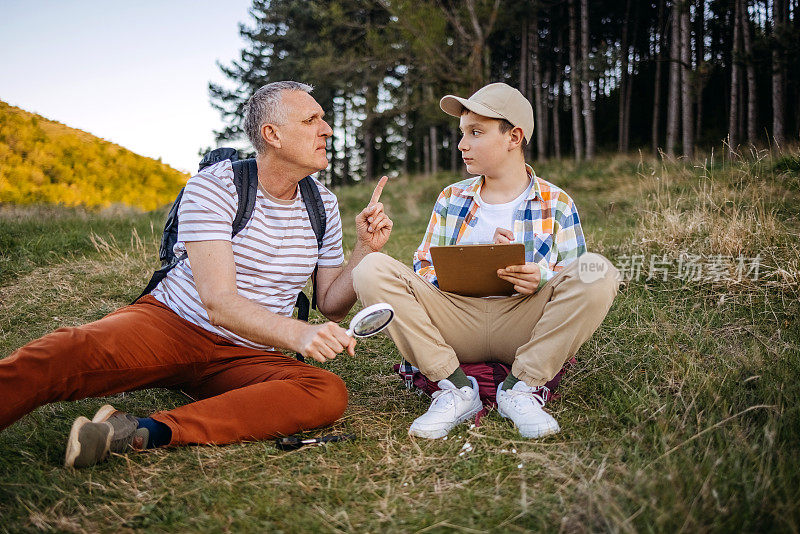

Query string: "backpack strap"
[[158, 188, 185, 267], [299, 176, 326, 250], [133, 156, 253, 305], [290, 176, 327, 362], [298, 176, 327, 312], [132, 187, 187, 303], [231, 159, 258, 237]]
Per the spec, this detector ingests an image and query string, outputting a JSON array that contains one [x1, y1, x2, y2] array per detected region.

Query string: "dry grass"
[[1, 147, 799, 532]]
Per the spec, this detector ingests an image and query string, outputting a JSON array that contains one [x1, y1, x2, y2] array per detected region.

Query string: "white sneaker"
[[408, 376, 482, 439], [496, 381, 560, 438]]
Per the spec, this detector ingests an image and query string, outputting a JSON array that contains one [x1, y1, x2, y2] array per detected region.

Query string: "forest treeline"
[[0, 101, 188, 211], [212, 0, 800, 185]]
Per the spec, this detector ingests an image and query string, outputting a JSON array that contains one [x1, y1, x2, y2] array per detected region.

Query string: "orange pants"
[[0, 296, 348, 445]]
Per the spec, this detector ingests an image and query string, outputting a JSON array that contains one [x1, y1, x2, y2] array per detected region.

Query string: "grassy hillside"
[[0, 148, 799, 532], [0, 101, 188, 210]]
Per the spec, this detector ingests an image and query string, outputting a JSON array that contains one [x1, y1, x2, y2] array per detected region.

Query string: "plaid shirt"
[[413, 165, 587, 290]]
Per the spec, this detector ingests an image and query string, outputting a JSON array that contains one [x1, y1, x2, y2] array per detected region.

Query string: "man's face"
[[457, 111, 513, 176], [272, 90, 333, 175]]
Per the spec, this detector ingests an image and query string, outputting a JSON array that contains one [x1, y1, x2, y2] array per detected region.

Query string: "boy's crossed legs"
[[352, 252, 619, 438]]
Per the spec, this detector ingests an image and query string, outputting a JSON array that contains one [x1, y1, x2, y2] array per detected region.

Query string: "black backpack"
[[136, 148, 326, 355]]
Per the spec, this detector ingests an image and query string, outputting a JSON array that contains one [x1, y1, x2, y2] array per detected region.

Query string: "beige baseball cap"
[[440, 82, 534, 143]]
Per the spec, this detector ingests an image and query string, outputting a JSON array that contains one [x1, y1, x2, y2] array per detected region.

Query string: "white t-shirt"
[[461, 178, 533, 244], [151, 160, 344, 351]]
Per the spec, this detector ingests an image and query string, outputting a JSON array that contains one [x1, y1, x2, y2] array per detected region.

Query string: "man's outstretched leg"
[[65, 352, 348, 467], [65, 356, 347, 467], [1, 296, 348, 467], [0, 296, 218, 433], [152, 349, 348, 446]]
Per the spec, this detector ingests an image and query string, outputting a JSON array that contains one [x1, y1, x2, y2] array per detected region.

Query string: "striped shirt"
[[413, 165, 586, 290], [151, 160, 344, 350]]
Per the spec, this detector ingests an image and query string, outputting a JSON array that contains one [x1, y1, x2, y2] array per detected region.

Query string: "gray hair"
[[244, 81, 314, 154]]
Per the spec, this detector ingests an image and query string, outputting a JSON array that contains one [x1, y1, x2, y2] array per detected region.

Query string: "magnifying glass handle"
[[345, 328, 353, 337]]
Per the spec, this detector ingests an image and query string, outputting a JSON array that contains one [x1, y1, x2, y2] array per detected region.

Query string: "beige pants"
[[352, 252, 620, 387]]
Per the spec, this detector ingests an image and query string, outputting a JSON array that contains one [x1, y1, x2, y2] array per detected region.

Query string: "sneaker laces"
[[430, 383, 474, 411], [504, 385, 550, 410]]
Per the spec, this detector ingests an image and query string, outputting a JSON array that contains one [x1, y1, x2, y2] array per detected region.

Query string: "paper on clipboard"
[[430, 243, 526, 297]]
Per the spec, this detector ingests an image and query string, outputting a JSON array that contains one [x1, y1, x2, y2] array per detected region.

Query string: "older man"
[[0, 81, 392, 468]]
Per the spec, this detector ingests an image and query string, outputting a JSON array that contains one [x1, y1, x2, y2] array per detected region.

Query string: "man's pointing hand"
[[356, 175, 393, 252]]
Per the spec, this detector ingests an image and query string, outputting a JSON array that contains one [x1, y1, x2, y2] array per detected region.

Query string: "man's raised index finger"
[[369, 175, 389, 205]]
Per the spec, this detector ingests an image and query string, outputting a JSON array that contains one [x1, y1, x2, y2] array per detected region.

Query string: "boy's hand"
[[497, 262, 541, 295], [493, 227, 514, 244], [355, 176, 393, 252]]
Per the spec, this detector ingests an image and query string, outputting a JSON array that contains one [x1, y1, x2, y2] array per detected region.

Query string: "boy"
[[352, 82, 619, 439]]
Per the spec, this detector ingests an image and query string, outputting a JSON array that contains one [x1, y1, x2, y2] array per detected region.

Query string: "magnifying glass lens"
[[353, 309, 393, 336]]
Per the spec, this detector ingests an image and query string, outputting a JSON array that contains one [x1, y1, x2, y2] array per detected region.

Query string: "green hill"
[[0, 101, 188, 211]]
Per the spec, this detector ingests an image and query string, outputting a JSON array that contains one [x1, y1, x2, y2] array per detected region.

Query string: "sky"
[[0, 0, 254, 173]]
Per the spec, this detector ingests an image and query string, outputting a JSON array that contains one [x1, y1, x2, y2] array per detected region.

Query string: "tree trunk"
[[401, 115, 409, 177], [740, 0, 758, 145], [623, 2, 638, 153], [771, 0, 787, 146], [623, 59, 633, 151], [451, 126, 459, 172], [423, 133, 430, 176], [401, 87, 410, 177], [364, 84, 377, 181], [729, 0, 742, 152], [328, 94, 339, 186], [531, 10, 547, 159], [429, 125, 438, 174], [652, 0, 666, 154], [364, 127, 374, 182], [461, 0, 501, 90], [568, 0, 584, 161], [520, 16, 528, 97], [543, 67, 553, 158], [554, 62, 563, 160], [343, 97, 351, 182], [580, 0, 596, 160], [525, 17, 535, 161], [681, 0, 694, 159], [554, 32, 565, 160], [618, 0, 632, 153], [666, 0, 682, 157], [738, 61, 746, 144], [694, 0, 705, 144]]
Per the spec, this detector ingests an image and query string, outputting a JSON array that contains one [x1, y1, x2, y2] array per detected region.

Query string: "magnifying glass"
[[346, 303, 395, 338]]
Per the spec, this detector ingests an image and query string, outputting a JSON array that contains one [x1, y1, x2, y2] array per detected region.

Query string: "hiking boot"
[[496, 381, 560, 438], [91, 404, 150, 453], [63, 405, 149, 469], [64, 416, 113, 468], [409, 376, 482, 439]]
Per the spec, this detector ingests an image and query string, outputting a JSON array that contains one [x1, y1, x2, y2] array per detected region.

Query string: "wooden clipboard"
[[430, 243, 526, 297]]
